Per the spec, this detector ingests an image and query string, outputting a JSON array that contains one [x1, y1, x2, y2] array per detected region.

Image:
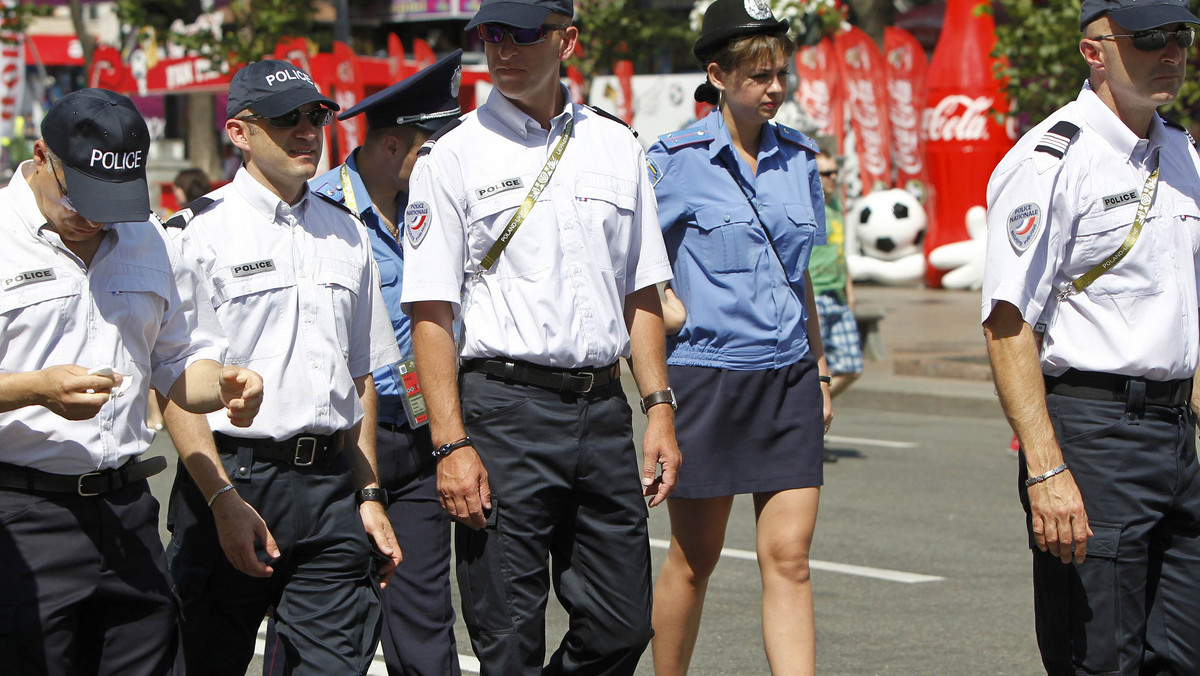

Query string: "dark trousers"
[[456, 369, 654, 676], [0, 479, 183, 675], [1022, 392, 1200, 675], [167, 447, 380, 676], [262, 424, 461, 676]]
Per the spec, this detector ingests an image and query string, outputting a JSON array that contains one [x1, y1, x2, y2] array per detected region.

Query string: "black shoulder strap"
[[162, 196, 215, 230], [584, 105, 637, 138], [418, 117, 464, 157], [1161, 115, 1198, 149], [1033, 121, 1081, 160]]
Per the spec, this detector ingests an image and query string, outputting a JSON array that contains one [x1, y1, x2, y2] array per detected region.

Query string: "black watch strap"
[[640, 388, 677, 414], [432, 436, 473, 460], [356, 487, 388, 507]]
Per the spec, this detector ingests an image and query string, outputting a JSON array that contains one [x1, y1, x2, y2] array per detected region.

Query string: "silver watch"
[[640, 388, 677, 414]]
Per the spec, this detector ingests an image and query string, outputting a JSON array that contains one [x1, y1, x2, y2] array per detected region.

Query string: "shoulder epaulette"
[[313, 189, 356, 217], [658, 127, 714, 151], [312, 179, 345, 204], [1161, 115, 1198, 149], [162, 196, 216, 230], [775, 124, 820, 154], [584, 105, 637, 138], [417, 117, 464, 157], [1033, 121, 1081, 160]]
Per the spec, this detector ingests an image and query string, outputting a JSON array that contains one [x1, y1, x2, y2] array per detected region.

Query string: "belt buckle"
[[576, 371, 594, 394], [294, 437, 317, 466], [77, 471, 104, 497]]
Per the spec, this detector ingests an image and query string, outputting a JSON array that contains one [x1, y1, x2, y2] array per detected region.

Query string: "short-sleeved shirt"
[[177, 167, 402, 439], [0, 161, 226, 473], [311, 152, 412, 427], [646, 110, 826, 370], [809, 199, 848, 298], [400, 86, 672, 369], [983, 81, 1200, 380]]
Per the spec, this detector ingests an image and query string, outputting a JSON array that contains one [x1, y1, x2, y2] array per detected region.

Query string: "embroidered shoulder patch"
[[647, 157, 662, 187], [1007, 203, 1042, 253], [405, 201, 431, 248]]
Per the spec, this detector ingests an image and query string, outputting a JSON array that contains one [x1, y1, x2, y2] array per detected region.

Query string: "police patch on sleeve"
[[405, 201, 431, 248], [646, 157, 663, 187], [1007, 203, 1042, 253]]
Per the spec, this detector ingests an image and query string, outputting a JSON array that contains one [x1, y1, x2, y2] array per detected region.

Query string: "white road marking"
[[826, 434, 918, 449], [648, 538, 943, 584], [255, 626, 481, 674]]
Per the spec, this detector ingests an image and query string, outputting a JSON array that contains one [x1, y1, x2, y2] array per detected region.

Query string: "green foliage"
[[994, 0, 1200, 131], [571, 0, 696, 79], [0, 2, 52, 42], [115, 0, 315, 66]]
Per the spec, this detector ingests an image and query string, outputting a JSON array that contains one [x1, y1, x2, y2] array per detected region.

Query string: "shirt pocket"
[[1071, 204, 1162, 299], [0, 278, 78, 317], [316, 257, 362, 358], [209, 266, 297, 362], [574, 173, 637, 274], [466, 187, 551, 279], [781, 201, 819, 273], [102, 271, 170, 370], [691, 203, 755, 274]]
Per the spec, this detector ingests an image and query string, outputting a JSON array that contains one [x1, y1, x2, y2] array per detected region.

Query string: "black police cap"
[[693, 0, 790, 64], [1080, 0, 1200, 31], [338, 50, 463, 133], [465, 0, 573, 31], [226, 59, 338, 119]]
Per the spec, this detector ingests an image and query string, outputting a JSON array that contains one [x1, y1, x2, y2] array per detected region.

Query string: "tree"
[[846, 0, 891, 46], [572, 0, 695, 82]]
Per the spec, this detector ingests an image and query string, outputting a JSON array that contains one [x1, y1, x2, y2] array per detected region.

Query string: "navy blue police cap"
[[1081, 0, 1200, 31], [338, 50, 463, 133], [465, 0, 573, 31], [227, 59, 338, 119]]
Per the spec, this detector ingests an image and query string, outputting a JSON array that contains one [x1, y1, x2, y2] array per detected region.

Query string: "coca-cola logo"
[[799, 80, 831, 131], [925, 95, 996, 143], [844, 45, 869, 70], [846, 79, 888, 177], [886, 46, 911, 73]]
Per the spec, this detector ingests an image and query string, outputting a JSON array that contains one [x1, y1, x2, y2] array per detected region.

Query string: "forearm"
[[803, 271, 830, 376], [345, 374, 381, 491], [0, 371, 46, 413], [166, 359, 226, 414], [163, 398, 233, 499], [624, 285, 671, 397], [411, 301, 467, 447], [984, 302, 1061, 474]]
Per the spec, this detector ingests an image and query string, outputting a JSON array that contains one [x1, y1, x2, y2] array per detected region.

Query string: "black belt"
[[462, 358, 620, 394], [1045, 369, 1192, 407], [214, 431, 342, 466], [379, 421, 407, 433], [0, 455, 167, 497]]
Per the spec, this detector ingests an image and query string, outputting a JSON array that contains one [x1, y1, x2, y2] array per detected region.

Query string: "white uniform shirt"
[[0, 161, 226, 473], [177, 168, 401, 439], [400, 86, 672, 368], [983, 82, 1200, 380]]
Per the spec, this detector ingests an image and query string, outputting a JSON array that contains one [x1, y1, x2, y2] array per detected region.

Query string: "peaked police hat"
[[693, 0, 790, 64], [465, 0, 573, 31], [1081, 0, 1200, 31], [226, 60, 338, 119], [41, 88, 151, 224], [338, 50, 463, 133]]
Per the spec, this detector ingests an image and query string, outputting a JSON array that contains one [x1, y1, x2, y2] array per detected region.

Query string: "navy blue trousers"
[[1022, 392, 1200, 675]]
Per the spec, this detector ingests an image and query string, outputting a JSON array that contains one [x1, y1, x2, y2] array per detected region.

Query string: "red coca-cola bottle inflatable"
[[922, 0, 1015, 287]]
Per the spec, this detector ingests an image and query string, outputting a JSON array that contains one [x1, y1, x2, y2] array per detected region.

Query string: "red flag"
[[614, 59, 634, 125], [387, 34, 408, 81], [331, 41, 364, 164], [883, 26, 928, 200], [412, 39, 435, 70], [794, 38, 843, 152], [566, 65, 584, 104], [833, 26, 892, 192]]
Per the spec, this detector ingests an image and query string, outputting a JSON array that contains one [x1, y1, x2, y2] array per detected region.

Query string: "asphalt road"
[[144, 393, 1044, 675]]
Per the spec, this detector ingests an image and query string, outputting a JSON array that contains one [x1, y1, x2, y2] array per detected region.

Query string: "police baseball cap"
[[465, 0, 573, 31], [1081, 0, 1200, 31], [693, 0, 790, 64], [338, 50, 463, 133], [41, 88, 150, 224], [226, 59, 338, 119]]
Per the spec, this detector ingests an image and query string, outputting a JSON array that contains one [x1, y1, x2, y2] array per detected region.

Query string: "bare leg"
[[651, 496, 735, 676], [754, 487, 820, 675]]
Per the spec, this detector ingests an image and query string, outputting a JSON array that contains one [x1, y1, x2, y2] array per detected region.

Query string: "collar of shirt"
[[341, 150, 378, 220], [705, 111, 783, 177], [8, 161, 48, 238], [1078, 81, 1167, 164], [482, 83, 575, 140], [231, 165, 311, 226]]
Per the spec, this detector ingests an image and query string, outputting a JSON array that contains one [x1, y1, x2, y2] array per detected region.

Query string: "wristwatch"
[[356, 487, 389, 507], [640, 388, 677, 414]]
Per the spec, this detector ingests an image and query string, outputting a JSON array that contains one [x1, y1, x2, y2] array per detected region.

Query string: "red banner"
[[794, 38, 842, 153], [566, 65, 584, 104], [833, 26, 891, 193], [387, 34, 408, 81], [412, 38, 436, 71], [331, 41, 364, 165], [883, 26, 928, 200], [614, 59, 633, 125]]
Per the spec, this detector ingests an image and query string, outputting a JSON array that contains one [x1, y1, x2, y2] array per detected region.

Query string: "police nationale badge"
[[1007, 202, 1042, 253], [745, 0, 773, 21], [405, 201, 431, 248]]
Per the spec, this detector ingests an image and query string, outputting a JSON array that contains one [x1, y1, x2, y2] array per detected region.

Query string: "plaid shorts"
[[815, 291, 863, 376]]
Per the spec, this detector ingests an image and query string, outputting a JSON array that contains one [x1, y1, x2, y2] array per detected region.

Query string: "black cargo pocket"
[[1070, 522, 1122, 675], [455, 497, 516, 634]]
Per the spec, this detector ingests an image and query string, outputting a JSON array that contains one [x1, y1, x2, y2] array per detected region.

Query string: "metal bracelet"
[[432, 436, 473, 460], [1024, 463, 1069, 487], [207, 483, 236, 507]]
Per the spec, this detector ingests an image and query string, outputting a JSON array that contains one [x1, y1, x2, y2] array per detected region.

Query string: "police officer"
[[401, 0, 682, 672], [0, 88, 262, 675], [293, 51, 464, 676], [982, 1, 1200, 673], [163, 61, 403, 675]]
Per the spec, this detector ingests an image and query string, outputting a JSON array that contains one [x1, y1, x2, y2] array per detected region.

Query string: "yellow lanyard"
[[480, 115, 574, 271], [339, 163, 359, 213]]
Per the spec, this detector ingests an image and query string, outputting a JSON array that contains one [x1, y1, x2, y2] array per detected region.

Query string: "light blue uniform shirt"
[[312, 151, 410, 426], [647, 110, 826, 370]]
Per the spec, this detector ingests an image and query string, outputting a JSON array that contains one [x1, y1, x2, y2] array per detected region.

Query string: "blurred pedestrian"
[[163, 60, 402, 676], [401, 0, 681, 671], [172, 167, 212, 210], [644, 0, 832, 672], [0, 87, 261, 675], [983, 1, 1200, 673]]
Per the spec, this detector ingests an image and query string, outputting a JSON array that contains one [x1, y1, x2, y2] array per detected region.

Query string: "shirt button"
[[313, 363, 319, 369], [724, 214, 731, 222]]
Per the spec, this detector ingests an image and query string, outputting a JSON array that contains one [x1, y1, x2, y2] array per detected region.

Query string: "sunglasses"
[[1093, 26, 1196, 51], [240, 107, 334, 129], [47, 154, 77, 213], [478, 23, 571, 46], [819, 169, 839, 178]]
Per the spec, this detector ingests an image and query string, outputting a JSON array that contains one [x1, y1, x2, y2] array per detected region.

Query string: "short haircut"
[[708, 33, 795, 75], [173, 168, 212, 204]]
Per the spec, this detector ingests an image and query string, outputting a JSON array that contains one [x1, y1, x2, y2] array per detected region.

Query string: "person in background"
[[172, 167, 213, 209], [645, 0, 832, 672]]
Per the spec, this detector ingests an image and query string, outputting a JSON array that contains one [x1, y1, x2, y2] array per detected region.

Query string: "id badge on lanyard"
[[391, 359, 429, 428]]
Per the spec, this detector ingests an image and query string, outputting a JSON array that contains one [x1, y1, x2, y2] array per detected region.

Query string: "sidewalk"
[[839, 283, 1004, 420]]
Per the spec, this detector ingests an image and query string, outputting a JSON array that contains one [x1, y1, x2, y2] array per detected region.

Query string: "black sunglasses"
[[819, 169, 839, 177], [1093, 26, 1196, 51], [478, 23, 570, 46], [240, 107, 334, 129]]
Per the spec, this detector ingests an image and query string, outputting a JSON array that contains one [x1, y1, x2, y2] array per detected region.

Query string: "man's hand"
[[661, 285, 686, 335], [39, 364, 121, 420], [210, 488, 280, 577], [359, 500, 402, 587], [437, 445, 492, 529], [641, 410, 681, 507], [1028, 470, 1092, 564], [219, 366, 263, 427]]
